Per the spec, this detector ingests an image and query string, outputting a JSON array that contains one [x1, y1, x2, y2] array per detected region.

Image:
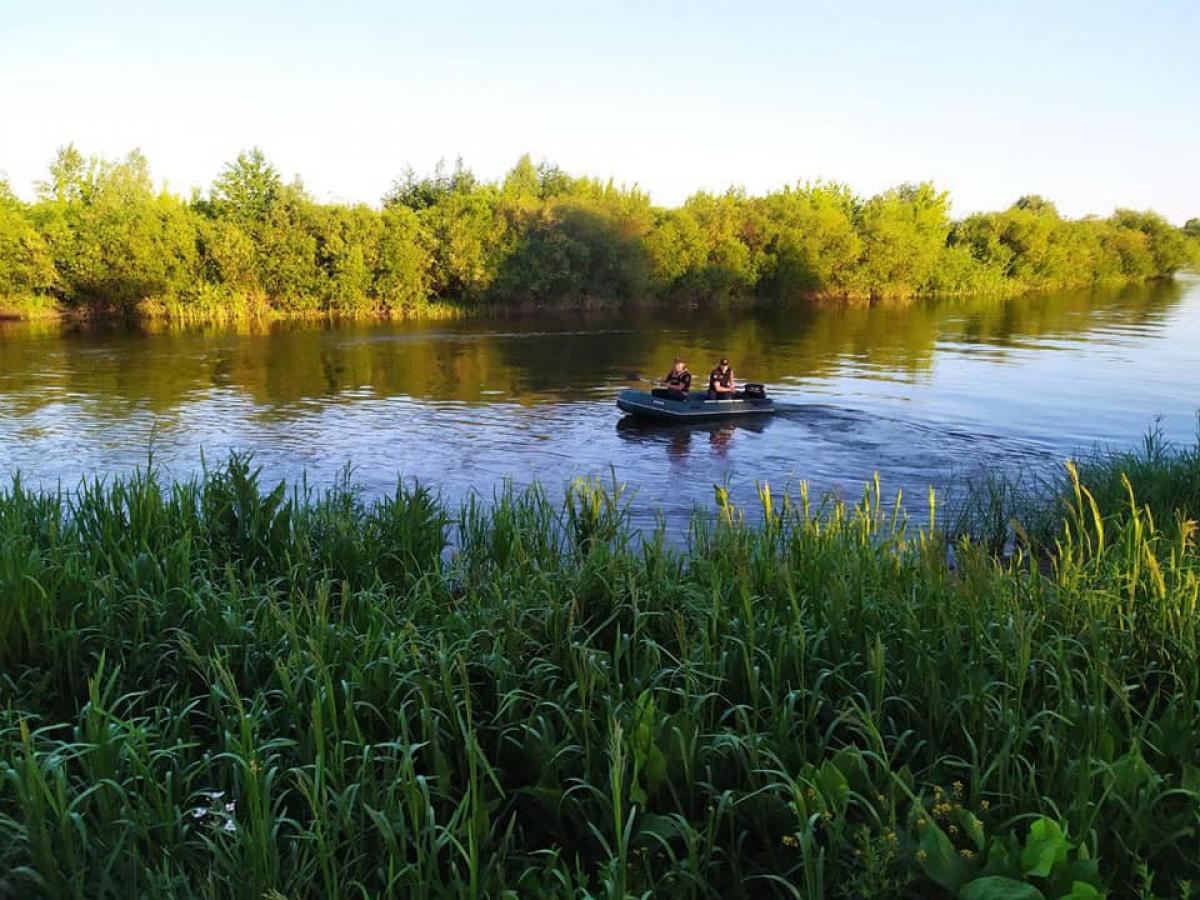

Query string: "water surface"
[[2, 277, 1197, 530]]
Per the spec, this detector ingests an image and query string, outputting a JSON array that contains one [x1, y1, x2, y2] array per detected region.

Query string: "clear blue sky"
[[2, 0, 1196, 222]]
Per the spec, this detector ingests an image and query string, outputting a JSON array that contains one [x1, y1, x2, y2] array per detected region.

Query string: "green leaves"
[[814, 760, 849, 811], [211, 148, 282, 223], [1020, 818, 1071, 878], [941, 817, 1106, 900], [1061, 882, 1104, 900], [627, 690, 668, 806], [918, 820, 969, 892], [960, 876, 1046, 900]]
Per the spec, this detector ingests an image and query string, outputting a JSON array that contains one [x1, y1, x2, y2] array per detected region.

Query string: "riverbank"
[[0, 290, 699, 323], [0, 272, 1185, 326], [1, 433, 1197, 897]]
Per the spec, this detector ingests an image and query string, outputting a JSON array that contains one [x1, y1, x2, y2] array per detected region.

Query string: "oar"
[[626, 371, 762, 388]]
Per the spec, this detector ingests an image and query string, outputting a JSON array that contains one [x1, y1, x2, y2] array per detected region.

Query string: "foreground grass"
[[0, 445, 1198, 898]]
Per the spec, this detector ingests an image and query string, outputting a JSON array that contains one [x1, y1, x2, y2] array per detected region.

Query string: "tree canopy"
[[1, 146, 1194, 317]]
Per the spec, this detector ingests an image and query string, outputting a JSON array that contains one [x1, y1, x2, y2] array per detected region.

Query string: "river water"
[[1, 277, 1197, 530]]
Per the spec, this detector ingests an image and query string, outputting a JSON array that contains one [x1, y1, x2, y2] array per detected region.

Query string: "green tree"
[[36, 144, 90, 204], [679, 190, 757, 299], [375, 204, 432, 309], [0, 178, 58, 299], [253, 181, 322, 309], [195, 216, 260, 300], [1110, 209, 1190, 276], [1100, 221, 1154, 278], [501, 154, 541, 202], [210, 148, 282, 222], [1183, 218, 1200, 267], [420, 185, 505, 301], [758, 181, 862, 296], [491, 195, 651, 303], [312, 203, 383, 313], [645, 207, 707, 291], [33, 149, 199, 307], [852, 182, 950, 296], [384, 158, 477, 211]]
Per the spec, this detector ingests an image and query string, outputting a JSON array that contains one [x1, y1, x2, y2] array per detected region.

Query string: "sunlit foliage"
[[1, 144, 1193, 317]]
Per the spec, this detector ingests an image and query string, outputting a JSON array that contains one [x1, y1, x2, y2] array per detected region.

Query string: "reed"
[[0, 443, 1197, 897]]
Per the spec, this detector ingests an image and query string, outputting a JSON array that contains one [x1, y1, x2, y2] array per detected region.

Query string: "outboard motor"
[[743, 383, 767, 399]]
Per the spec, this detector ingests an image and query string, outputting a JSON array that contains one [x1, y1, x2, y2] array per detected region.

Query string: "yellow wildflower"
[[960, 848, 975, 860], [917, 849, 928, 862], [979, 799, 990, 811], [916, 817, 928, 828], [948, 825, 958, 835], [952, 781, 964, 797]]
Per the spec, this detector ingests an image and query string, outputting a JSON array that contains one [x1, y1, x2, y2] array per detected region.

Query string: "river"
[[2, 276, 1197, 530]]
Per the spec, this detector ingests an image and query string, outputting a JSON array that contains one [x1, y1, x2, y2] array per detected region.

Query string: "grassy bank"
[[0, 271, 1187, 327], [0, 292, 470, 324], [1, 439, 1198, 898], [0, 287, 714, 324]]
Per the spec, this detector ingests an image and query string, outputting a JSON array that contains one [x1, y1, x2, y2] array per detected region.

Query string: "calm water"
[[2, 277, 1198, 530]]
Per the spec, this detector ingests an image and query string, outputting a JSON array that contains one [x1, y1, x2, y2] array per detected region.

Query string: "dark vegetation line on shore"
[[2, 146, 1199, 321], [1, 431, 1198, 897]]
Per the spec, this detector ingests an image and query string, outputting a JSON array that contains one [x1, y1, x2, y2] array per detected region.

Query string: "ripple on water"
[[1, 284, 1198, 532]]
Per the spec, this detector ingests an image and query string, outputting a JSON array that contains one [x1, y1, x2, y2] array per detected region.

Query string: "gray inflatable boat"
[[615, 388, 776, 422]]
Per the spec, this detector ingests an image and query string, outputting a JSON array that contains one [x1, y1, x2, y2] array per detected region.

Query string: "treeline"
[[1, 145, 1197, 317]]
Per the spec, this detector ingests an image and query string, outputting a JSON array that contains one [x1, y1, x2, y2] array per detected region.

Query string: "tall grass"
[[951, 420, 1200, 553], [0, 448, 1197, 898]]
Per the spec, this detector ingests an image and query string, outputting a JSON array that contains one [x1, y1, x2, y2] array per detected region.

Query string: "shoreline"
[[0, 272, 1179, 326]]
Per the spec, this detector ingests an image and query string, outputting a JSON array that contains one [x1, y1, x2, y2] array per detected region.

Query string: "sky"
[[1, 0, 1197, 222]]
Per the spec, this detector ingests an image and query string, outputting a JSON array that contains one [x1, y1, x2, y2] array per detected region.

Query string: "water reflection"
[[616, 415, 770, 466], [0, 279, 1185, 415], [1, 277, 1197, 530]]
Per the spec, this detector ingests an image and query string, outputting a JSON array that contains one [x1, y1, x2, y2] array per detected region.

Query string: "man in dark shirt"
[[708, 358, 735, 399], [653, 358, 692, 401]]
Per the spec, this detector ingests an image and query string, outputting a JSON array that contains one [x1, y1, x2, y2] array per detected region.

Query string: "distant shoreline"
[[0, 273, 1185, 326], [4, 148, 1197, 328]]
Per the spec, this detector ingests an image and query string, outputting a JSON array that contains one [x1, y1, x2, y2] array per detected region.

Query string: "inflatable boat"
[[615, 388, 776, 422]]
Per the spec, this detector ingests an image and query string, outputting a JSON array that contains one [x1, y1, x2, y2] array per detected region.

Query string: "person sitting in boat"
[[653, 358, 692, 400], [708, 358, 735, 400]]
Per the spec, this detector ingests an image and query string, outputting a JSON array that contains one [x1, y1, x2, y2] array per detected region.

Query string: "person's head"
[[718, 358, 729, 370], [673, 357, 686, 372]]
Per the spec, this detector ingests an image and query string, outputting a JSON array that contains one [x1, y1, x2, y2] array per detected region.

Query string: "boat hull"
[[616, 389, 776, 422]]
